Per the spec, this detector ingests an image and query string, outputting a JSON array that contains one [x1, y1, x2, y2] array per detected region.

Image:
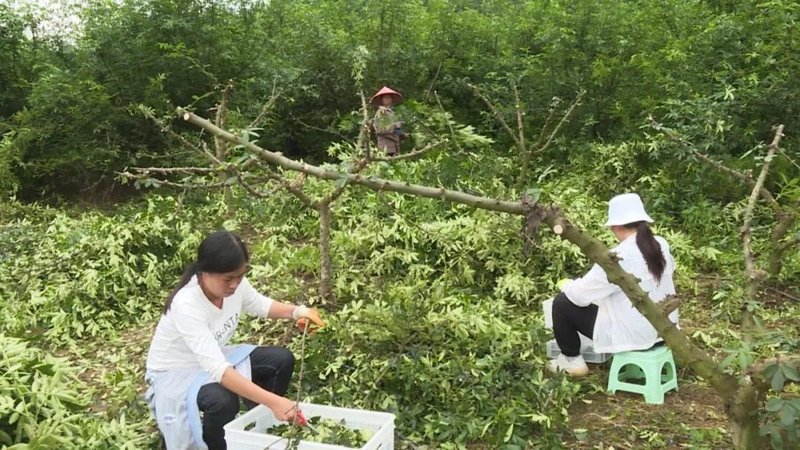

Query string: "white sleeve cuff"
[[292, 305, 309, 321], [210, 362, 233, 383]]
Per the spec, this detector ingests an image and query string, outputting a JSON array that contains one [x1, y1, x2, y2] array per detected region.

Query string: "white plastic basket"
[[224, 402, 395, 450], [546, 339, 611, 364], [543, 298, 554, 329]]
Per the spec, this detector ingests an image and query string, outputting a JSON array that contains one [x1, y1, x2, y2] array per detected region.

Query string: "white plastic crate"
[[543, 298, 554, 329], [224, 402, 395, 450], [546, 339, 611, 364]]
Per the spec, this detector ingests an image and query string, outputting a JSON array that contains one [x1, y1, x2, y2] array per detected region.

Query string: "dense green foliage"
[[3, 154, 797, 448], [0, 334, 147, 449], [0, 196, 206, 344], [2, 0, 800, 448], [1, 0, 799, 200]]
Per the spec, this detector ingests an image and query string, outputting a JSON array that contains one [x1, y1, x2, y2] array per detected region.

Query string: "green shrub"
[[295, 281, 579, 449], [0, 195, 204, 344], [0, 333, 148, 449]]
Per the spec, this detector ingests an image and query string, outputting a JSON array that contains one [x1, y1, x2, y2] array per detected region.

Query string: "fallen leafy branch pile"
[[265, 417, 373, 448]]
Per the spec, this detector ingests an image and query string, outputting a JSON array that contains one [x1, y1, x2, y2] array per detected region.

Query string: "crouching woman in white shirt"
[[548, 193, 678, 376], [145, 230, 325, 449]]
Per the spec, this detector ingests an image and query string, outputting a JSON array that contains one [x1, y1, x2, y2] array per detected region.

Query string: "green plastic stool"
[[607, 346, 678, 405]]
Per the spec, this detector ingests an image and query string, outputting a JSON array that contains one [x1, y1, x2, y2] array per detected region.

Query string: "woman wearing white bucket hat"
[[548, 193, 678, 376]]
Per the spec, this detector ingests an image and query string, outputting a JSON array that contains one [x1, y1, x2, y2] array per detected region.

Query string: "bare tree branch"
[[534, 90, 584, 155], [117, 171, 226, 190], [128, 166, 218, 175], [533, 99, 560, 150], [234, 173, 294, 200], [249, 77, 281, 129], [659, 295, 681, 316], [741, 125, 784, 323], [326, 157, 371, 205], [765, 286, 800, 303], [289, 114, 351, 143], [467, 83, 522, 151], [355, 90, 372, 157], [648, 116, 778, 206], [516, 90, 584, 192], [180, 108, 525, 214], [433, 91, 464, 154], [514, 84, 525, 152], [776, 233, 800, 253]]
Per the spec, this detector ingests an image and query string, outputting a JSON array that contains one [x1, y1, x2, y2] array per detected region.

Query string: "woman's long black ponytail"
[[163, 261, 200, 314], [631, 221, 666, 283], [162, 231, 249, 314]]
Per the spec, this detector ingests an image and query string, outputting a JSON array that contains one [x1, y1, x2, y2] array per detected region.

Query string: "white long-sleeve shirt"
[[562, 233, 678, 353], [146, 276, 273, 382]]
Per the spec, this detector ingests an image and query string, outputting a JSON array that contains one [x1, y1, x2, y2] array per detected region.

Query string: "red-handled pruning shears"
[[295, 411, 318, 433]]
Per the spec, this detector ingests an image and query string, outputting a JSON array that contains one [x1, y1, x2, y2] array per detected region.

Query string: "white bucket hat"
[[604, 193, 654, 227]]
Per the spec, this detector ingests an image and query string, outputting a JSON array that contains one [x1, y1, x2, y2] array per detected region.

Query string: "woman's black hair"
[[163, 230, 249, 314], [624, 221, 666, 283]]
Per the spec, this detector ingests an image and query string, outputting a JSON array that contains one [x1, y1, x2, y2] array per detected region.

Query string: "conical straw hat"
[[370, 86, 403, 105]]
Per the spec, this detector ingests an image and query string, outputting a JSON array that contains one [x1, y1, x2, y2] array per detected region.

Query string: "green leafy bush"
[[0, 333, 147, 449], [296, 282, 579, 449], [0, 195, 204, 344]]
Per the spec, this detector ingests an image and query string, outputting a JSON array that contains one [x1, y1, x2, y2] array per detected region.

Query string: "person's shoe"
[[547, 354, 589, 376]]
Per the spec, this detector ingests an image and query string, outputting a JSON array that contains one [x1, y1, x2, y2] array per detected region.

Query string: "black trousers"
[[196, 346, 295, 450], [552, 292, 598, 357]]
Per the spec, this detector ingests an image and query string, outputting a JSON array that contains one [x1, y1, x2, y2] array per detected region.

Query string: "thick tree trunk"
[[729, 385, 763, 450], [317, 201, 333, 301]]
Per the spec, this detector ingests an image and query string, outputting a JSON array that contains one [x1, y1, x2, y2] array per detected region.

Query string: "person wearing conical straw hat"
[[370, 86, 406, 156]]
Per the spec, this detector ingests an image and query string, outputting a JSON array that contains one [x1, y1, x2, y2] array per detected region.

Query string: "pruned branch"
[[516, 90, 584, 192], [249, 77, 281, 129], [235, 172, 295, 200], [765, 286, 800, 303], [433, 91, 464, 154], [290, 114, 351, 143], [325, 157, 370, 205], [467, 83, 583, 192], [649, 116, 778, 206], [533, 90, 584, 155], [658, 295, 681, 316], [514, 84, 525, 152], [356, 90, 371, 154], [467, 83, 522, 151], [533, 100, 559, 150], [651, 117, 798, 278], [117, 171, 226, 190], [739, 125, 784, 330], [742, 125, 784, 290], [214, 80, 234, 134], [129, 166, 217, 175], [776, 233, 800, 253], [180, 108, 525, 214]]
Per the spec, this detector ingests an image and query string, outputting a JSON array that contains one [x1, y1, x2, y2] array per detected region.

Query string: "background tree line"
[[1, 0, 798, 205]]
